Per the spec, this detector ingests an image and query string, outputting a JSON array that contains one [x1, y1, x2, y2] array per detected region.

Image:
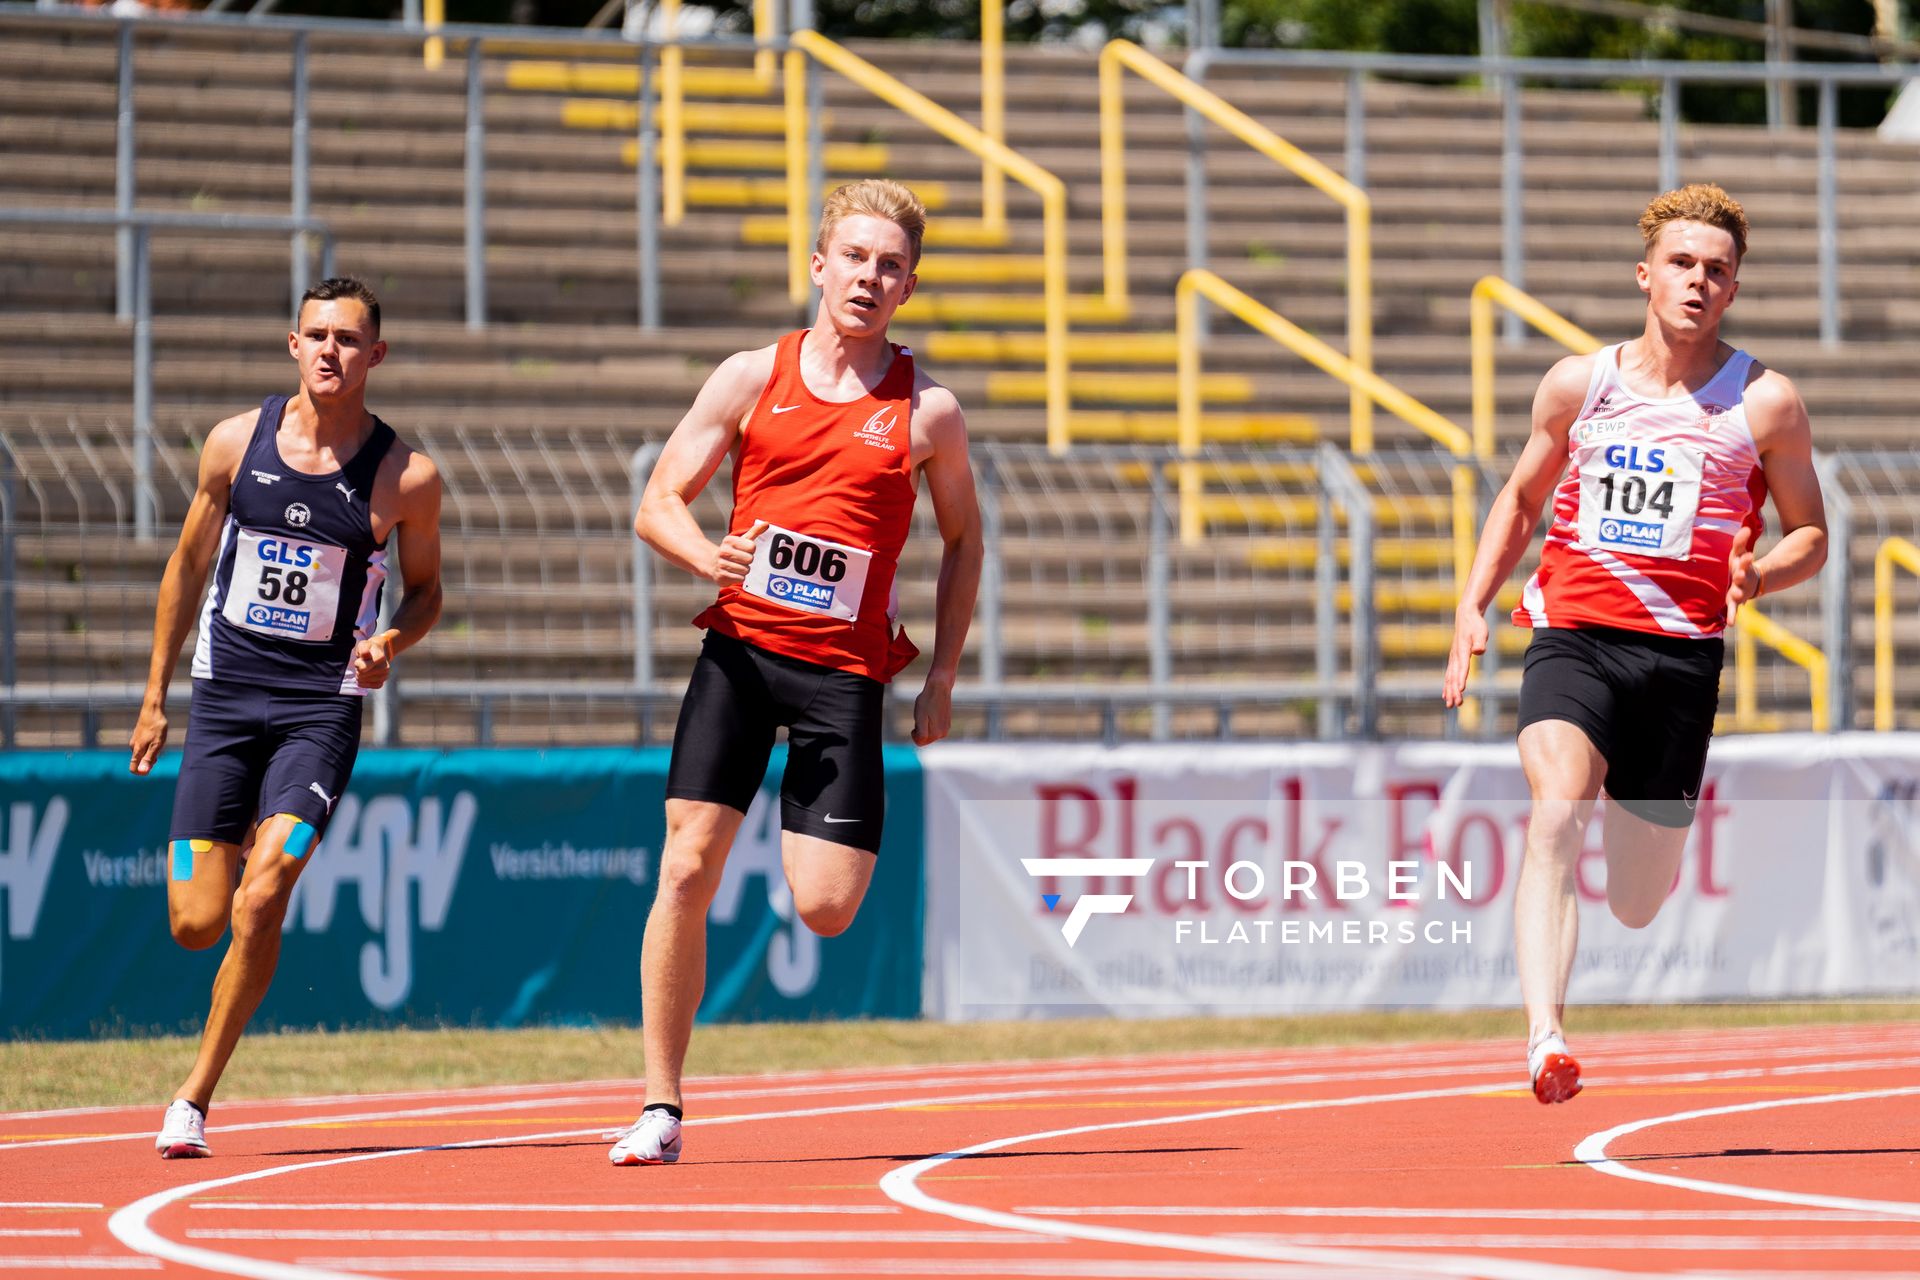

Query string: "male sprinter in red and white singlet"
[[611, 179, 982, 1164], [1443, 185, 1827, 1104]]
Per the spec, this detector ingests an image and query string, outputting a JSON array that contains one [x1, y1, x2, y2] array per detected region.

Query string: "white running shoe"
[[155, 1099, 210, 1159], [607, 1108, 682, 1166], [1527, 1031, 1583, 1105]]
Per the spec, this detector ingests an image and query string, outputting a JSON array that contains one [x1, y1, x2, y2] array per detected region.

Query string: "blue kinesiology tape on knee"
[[281, 817, 318, 859]]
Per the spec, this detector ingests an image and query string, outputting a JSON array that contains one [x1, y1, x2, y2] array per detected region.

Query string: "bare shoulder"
[[1540, 351, 1598, 401], [911, 364, 967, 443], [1740, 361, 1811, 449], [713, 342, 781, 399], [202, 408, 259, 466]]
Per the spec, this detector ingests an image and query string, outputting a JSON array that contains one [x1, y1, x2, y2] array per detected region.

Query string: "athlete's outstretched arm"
[[129, 414, 252, 775], [1727, 370, 1826, 617], [1442, 354, 1591, 708], [910, 383, 983, 747], [635, 348, 776, 584], [353, 449, 443, 689]]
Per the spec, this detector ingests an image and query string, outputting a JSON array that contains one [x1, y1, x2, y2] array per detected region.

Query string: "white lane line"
[[0, 1203, 102, 1210], [188, 1228, 1047, 1245], [294, 1257, 1392, 1278], [0, 1229, 81, 1237], [0, 1261, 161, 1271], [1573, 1086, 1920, 1218], [1220, 1232, 1920, 1251], [1019, 1206, 1914, 1223], [192, 1202, 901, 1215], [878, 1080, 1644, 1280]]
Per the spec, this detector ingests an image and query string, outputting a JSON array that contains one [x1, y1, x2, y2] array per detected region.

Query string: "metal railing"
[[1875, 536, 1920, 731], [1175, 269, 1475, 595], [1732, 605, 1829, 733], [0, 207, 335, 541], [1099, 38, 1374, 451], [787, 30, 1071, 452], [1184, 46, 1918, 346]]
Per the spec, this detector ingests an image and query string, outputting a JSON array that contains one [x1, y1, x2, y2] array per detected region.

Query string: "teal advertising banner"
[[0, 747, 924, 1039]]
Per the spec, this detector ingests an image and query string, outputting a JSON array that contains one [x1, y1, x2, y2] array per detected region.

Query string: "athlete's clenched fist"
[[713, 519, 770, 587]]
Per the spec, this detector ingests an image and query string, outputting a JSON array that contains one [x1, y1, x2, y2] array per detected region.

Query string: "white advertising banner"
[[921, 735, 1920, 1020]]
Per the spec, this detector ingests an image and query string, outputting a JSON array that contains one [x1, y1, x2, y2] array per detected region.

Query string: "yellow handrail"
[[1733, 606, 1830, 732], [657, 0, 780, 226], [981, 1, 1006, 236], [1177, 269, 1474, 591], [1469, 275, 1602, 456], [1103, 40, 1373, 450], [423, 0, 444, 70], [1875, 536, 1920, 730], [789, 30, 1071, 452]]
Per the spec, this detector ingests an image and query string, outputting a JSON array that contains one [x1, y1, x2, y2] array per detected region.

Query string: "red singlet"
[[693, 330, 921, 681]]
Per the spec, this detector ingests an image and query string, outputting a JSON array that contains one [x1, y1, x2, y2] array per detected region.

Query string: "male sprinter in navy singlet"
[[609, 179, 982, 1165], [130, 277, 443, 1158]]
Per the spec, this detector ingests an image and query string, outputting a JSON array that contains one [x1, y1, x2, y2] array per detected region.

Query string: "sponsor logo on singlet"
[[855, 407, 898, 452]]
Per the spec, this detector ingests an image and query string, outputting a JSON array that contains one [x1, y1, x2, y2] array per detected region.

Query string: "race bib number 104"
[[741, 524, 872, 622], [222, 529, 348, 642], [1576, 441, 1704, 561]]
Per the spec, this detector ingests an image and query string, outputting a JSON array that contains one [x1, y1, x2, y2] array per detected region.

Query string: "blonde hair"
[[1639, 183, 1749, 262], [815, 179, 928, 268]]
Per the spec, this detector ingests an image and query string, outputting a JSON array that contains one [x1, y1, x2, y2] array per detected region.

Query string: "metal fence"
[[0, 424, 1868, 748]]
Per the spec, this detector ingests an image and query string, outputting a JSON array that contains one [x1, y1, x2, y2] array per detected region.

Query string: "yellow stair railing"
[[1875, 536, 1920, 730], [1475, 274, 1829, 733], [786, 30, 1070, 452], [1104, 40, 1372, 451], [1177, 269, 1474, 593], [1732, 606, 1830, 732]]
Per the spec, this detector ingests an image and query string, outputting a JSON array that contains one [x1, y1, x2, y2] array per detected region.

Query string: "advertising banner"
[[921, 736, 1920, 1019], [0, 746, 924, 1039]]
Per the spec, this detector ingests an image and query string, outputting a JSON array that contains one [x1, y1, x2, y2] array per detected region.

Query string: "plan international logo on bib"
[[1597, 518, 1664, 552], [246, 603, 313, 633], [766, 575, 835, 611]]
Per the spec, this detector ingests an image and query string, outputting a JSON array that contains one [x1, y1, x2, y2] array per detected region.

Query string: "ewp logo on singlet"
[[287, 792, 476, 1011], [0, 799, 65, 1005]]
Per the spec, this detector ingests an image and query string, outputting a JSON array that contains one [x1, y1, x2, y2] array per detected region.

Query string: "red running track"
[[3, 1022, 1917, 1279]]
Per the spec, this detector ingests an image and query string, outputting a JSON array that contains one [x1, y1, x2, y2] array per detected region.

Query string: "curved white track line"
[[877, 1080, 1645, 1280], [1573, 1086, 1920, 1218]]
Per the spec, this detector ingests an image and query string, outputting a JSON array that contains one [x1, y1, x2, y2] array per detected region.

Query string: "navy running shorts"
[[1516, 625, 1724, 829], [168, 679, 363, 846], [666, 631, 887, 854]]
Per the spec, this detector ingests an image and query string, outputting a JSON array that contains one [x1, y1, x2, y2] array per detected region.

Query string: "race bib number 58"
[[1576, 441, 1703, 561], [740, 524, 872, 622], [222, 529, 347, 642]]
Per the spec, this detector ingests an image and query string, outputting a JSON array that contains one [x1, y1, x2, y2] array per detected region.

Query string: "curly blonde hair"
[[1639, 183, 1749, 262], [816, 179, 928, 268]]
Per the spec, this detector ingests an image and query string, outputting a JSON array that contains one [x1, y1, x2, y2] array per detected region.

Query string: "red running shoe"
[[1528, 1032, 1583, 1104]]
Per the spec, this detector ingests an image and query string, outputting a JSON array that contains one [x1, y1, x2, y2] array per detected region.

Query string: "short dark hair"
[[298, 276, 381, 337]]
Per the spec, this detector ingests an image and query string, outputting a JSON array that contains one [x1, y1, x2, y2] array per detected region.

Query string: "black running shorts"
[[170, 679, 362, 846], [1516, 625, 1724, 829], [666, 632, 888, 854]]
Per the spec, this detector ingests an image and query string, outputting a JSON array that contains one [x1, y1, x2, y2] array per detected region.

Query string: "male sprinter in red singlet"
[[611, 179, 982, 1165], [1443, 185, 1827, 1103]]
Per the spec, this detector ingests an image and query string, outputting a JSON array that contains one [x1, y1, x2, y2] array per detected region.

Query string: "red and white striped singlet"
[[1514, 342, 1768, 639]]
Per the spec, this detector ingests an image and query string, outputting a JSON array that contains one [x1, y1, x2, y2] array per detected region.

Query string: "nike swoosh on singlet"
[[771, 404, 801, 414], [823, 814, 859, 824]]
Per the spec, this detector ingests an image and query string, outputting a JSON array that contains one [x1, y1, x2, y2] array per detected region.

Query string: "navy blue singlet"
[[191, 394, 395, 695]]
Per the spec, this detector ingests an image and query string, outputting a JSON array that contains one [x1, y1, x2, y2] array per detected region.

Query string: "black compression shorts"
[[1516, 625, 1724, 829], [665, 631, 888, 854]]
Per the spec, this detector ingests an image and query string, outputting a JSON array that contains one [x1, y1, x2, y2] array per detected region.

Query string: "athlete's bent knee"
[[654, 848, 724, 914], [1525, 800, 1586, 860], [1607, 891, 1666, 930], [796, 897, 859, 938], [229, 880, 293, 947], [169, 905, 226, 951]]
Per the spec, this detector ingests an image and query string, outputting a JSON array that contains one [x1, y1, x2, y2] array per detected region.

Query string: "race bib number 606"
[[741, 524, 872, 622]]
